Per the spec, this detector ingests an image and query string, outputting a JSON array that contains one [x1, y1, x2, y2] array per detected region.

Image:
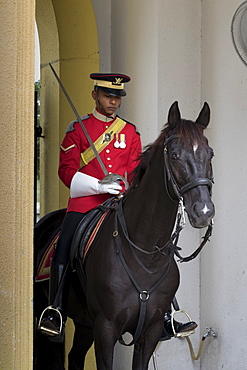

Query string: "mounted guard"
[[35, 70, 212, 369]]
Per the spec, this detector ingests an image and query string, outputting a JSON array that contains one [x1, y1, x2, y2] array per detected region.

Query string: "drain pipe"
[[185, 327, 218, 360], [152, 327, 217, 369]]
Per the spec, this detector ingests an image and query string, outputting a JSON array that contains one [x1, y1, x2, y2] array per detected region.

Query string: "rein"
[[170, 200, 213, 263]]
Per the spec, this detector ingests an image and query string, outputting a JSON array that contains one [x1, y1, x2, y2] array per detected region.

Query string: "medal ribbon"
[[80, 118, 127, 167]]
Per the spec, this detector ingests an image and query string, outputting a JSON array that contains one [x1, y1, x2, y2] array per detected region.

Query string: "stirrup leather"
[[171, 309, 196, 338], [38, 305, 63, 336]]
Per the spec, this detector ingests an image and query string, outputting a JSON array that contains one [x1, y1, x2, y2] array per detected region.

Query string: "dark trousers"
[[53, 211, 85, 265]]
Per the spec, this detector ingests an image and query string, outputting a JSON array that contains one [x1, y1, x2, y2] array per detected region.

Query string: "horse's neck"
[[124, 147, 178, 251]]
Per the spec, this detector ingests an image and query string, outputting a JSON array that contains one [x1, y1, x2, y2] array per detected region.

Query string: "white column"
[[110, 1, 202, 369], [201, 1, 247, 368]]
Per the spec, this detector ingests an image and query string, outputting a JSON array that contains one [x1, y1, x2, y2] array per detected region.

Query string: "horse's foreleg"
[[94, 319, 117, 370], [68, 321, 94, 370], [34, 332, 65, 370], [132, 321, 163, 370]]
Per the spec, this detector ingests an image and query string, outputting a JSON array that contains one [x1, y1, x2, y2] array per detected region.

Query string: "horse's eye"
[[170, 152, 179, 160]]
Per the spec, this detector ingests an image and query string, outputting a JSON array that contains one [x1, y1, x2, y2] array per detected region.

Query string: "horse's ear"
[[196, 102, 210, 129], [168, 101, 181, 130]]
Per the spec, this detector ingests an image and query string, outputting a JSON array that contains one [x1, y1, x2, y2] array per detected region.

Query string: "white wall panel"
[[92, 0, 247, 368]]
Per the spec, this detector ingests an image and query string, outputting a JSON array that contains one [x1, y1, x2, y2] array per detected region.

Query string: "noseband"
[[164, 134, 214, 201]]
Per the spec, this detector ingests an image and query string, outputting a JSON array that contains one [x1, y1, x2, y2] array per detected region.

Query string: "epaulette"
[[117, 115, 140, 135], [65, 114, 90, 133]]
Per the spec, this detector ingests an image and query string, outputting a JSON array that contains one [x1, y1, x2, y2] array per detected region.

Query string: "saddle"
[[70, 200, 113, 267], [35, 198, 115, 283]]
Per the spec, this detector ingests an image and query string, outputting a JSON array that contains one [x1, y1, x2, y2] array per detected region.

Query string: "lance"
[[49, 63, 128, 189]]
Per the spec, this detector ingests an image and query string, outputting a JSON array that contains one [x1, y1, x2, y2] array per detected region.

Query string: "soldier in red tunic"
[[39, 73, 197, 342]]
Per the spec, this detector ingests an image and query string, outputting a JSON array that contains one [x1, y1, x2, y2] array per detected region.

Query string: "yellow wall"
[[36, 1, 99, 368], [0, 1, 35, 369]]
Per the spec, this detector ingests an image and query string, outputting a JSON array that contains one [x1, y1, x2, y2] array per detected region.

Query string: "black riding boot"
[[38, 260, 70, 342], [160, 307, 197, 341]]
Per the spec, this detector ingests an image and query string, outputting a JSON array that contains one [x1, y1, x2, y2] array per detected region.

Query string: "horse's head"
[[164, 101, 215, 228]]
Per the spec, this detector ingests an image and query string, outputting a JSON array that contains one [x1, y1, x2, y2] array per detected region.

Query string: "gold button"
[[108, 164, 112, 168], [106, 149, 110, 153], [107, 157, 111, 161]]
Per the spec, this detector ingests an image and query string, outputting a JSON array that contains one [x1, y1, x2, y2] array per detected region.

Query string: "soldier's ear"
[[92, 90, 97, 101]]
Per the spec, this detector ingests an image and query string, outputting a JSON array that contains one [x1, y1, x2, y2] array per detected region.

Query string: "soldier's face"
[[92, 89, 121, 116]]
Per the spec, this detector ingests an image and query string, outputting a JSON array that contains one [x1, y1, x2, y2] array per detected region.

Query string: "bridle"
[[163, 134, 214, 201], [113, 133, 214, 266], [163, 133, 214, 263]]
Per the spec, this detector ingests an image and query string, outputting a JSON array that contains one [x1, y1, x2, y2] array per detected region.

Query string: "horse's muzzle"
[[187, 200, 215, 228]]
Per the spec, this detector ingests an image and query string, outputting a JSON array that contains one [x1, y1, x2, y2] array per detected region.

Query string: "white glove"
[[70, 172, 122, 198], [98, 181, 122, 195]]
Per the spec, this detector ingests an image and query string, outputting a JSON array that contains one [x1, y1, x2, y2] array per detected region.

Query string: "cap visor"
[[99, 87, 126, 97]]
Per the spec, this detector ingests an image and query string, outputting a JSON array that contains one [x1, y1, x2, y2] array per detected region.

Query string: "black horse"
[[34, 101, 215, 370]]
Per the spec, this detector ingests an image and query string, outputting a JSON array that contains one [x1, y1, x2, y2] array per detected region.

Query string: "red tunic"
[[58, 110, 142, 213]]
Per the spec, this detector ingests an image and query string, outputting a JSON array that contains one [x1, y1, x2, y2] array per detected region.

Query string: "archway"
[[36, 0, 99, 216]]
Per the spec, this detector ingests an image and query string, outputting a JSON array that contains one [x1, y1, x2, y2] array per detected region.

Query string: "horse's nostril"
[[193, 204, 200, 217]]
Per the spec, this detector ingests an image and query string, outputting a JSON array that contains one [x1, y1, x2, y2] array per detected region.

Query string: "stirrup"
[[37, 305, 63, 336], [171, 309, 196, 338]]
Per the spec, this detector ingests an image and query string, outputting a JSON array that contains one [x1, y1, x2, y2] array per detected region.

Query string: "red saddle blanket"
[[35, 211, 109, 282]]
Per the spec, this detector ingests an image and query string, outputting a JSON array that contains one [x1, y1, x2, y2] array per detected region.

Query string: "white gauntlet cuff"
[[70, 172, 100, 198]]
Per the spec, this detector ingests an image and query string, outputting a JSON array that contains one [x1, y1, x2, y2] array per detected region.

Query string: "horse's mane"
[[129, 119, 207, 190]]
